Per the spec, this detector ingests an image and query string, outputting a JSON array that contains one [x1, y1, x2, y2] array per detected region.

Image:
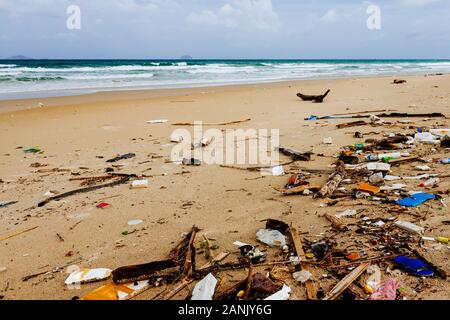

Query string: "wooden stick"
[[172, 118, 251, 126], [197, 252, 230, 271], [156, 278, 194, 300], [243, 264, 253, 299], [290, 226, 318, 300], [38, 175, 132, 207], [0, 226, 38, 242], [323, 263, 369, 300]]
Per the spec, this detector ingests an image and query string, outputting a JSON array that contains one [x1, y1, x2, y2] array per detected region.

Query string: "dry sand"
[[0, 74, 449, 300]]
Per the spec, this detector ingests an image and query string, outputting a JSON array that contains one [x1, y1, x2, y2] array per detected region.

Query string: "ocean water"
[[0, 59, 450, 100]]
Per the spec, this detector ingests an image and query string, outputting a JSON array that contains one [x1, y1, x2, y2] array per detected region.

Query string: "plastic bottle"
[[441, 158, 450, 164]]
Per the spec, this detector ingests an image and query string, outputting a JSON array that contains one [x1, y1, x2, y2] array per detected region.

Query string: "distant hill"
[[179, 55, 193, 60], [6, 55, 34, 60]]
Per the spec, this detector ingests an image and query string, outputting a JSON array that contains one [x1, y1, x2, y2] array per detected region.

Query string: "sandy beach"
[[0, 74, 449, 300]]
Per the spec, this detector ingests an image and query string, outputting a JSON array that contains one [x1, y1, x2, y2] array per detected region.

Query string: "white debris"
[[131, 180, 149, 189], [256, 229, 286, 247], [264, 285, 292, 301], [65, 268, 112, 285], [191, 273, 217, 301], [146, 119, 168, 124], [395, 220, 424, 235], [336, 209, 358, 218], [293, 270, 313, 283]]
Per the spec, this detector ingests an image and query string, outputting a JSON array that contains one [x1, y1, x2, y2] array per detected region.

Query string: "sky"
[[0, 0, 449, 59]]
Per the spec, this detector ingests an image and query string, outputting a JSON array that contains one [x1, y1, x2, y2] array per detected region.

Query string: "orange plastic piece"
[[358, 183, 380, 195]]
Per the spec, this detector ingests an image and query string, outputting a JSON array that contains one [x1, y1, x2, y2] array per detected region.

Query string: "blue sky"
[[0, 0, 449, 59]]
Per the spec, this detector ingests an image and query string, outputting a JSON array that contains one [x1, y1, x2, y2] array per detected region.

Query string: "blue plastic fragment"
[[396, 193, 436, 207], [306, 115, 318, 121], [394, 256, 434, 277]]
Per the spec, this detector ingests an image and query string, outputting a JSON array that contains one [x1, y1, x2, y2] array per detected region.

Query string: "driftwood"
[[333, 109, 395, 116], [323, 263, 369, 300], [392, 79, 407, 84], [314, 161, 346, 198], [324, 213, 346, 230], [112, 260, 178, 284], [113, 227, 199, 284], [309, 112, 446, 120], [276, 147, 312, 161], [172, 118, 251, 126], [38, 175, 134, 207], [336, 121, 368, 129], [297, 89, 331, 103], [362, 112, 446, 119], [290, 226, 318, 300]]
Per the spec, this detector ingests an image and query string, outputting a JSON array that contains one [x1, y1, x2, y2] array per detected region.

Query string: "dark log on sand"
[[297, 89, 331, 103], [276, 147, 312, 161]]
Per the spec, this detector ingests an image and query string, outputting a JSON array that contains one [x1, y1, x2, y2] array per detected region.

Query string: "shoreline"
[[0, 72, 447, 114]]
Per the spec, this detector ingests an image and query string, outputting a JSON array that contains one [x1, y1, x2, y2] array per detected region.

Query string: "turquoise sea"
[[0, 59, 449, 99]]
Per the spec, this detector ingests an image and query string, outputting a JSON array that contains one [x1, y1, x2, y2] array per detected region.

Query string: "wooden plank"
[[290, 226, 318, 300], [323, 263, 369, 300]]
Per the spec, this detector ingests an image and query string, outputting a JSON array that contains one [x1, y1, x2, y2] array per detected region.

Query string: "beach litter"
[[0, 201, 18, 208], [146, 119, 168, 124], [65, 268, 112, 285], [264, 285, 292, 301], [131, 179, 149, 189], [393, 256, 434, 277], [24, 147, 41, 154], [96, 202, 111, 209], [128, 220, 143, 226], [191, 273, 217, 300], [256, 229, 286, 247], [396, 193, 436, 207], [394, 220, 425, 235], [106, 153, 136, 163]]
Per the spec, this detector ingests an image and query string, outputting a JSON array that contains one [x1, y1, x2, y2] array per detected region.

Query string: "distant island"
[[5, 55, 34, 60], [179, 55, 193, 60]]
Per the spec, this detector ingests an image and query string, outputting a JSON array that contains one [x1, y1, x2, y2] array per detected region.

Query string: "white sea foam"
[[1, 60, 450, 99]]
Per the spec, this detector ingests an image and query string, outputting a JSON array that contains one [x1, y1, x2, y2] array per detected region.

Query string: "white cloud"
[[320, 9, 338, 22], [187, 0, 280, 31]]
